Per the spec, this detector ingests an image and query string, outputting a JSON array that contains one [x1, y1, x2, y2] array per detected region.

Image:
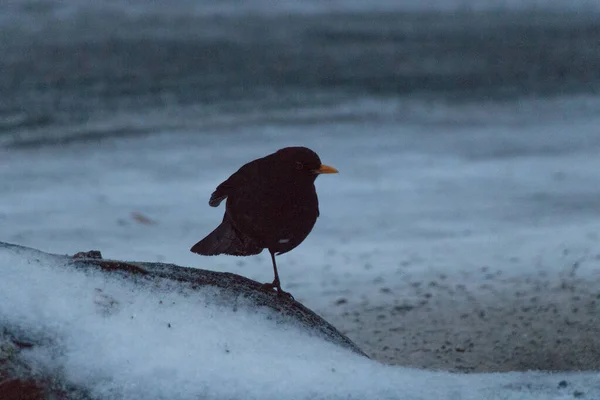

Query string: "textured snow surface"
[[2, 94, 600, 397], [1, 245, 599, 400]]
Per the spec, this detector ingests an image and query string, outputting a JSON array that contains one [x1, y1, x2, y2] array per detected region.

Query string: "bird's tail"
[[190, 218, 263, 256]]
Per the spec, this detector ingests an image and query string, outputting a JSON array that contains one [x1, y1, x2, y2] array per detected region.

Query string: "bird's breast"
[[228, 181, 319, 253]]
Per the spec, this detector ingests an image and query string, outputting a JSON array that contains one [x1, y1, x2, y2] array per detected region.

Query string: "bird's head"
[[275, 147, 338, 181]]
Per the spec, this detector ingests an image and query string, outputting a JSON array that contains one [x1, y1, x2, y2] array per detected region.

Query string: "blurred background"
[[2, 0, 600, 308]]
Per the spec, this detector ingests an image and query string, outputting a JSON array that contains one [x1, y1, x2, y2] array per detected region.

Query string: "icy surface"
[[1, 245, 599, 400], [2, 96, 600, 311], [2, 91, 600, 395]]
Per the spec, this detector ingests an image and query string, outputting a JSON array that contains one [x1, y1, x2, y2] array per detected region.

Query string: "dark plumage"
[[190, 146, 338, 297]]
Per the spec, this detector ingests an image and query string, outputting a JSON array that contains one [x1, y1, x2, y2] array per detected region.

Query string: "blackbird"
[[190, 146, 338, 297]]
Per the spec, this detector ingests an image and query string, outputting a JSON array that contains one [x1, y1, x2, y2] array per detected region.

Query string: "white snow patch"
[[1, 246, 599, 400]]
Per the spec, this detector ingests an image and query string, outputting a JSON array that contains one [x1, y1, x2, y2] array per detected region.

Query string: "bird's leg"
[[270, 250, 282, 289], [260, 250, 293, 299]]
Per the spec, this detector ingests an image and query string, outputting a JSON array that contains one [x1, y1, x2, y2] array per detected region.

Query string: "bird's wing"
[[208, 159, 262, 207]]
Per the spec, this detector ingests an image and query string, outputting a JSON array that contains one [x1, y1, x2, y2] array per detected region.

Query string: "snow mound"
[[0, 243, 598, 400]]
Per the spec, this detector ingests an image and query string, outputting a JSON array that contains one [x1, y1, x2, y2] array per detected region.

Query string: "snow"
[[1, 245, 599, 400], [1, 94, 600, 397]]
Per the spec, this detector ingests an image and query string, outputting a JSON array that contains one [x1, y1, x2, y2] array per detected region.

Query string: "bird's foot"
[[260, 282, 277, 293], [260, 282, 294, 300]]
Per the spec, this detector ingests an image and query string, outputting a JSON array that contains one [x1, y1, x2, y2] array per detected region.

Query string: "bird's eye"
[[295, 161, 304, 170]]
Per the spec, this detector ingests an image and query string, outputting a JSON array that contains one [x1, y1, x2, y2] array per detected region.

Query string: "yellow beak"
[[314, 164, 339, 174]]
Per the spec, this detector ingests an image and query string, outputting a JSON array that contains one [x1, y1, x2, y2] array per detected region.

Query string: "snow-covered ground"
[[2, 95, 600, 377], [1, 243, 599, 400]]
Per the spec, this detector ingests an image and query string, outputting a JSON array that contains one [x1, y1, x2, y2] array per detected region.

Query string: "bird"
[[190, 146, 338, 297]]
